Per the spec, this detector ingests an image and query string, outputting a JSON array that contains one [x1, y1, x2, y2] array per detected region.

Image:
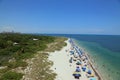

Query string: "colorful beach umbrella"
[[82, 66, 86, 71], [70, 51, 74, 55], [73, 71, 81, 77], [76, 61, 81, 65], [76, 67, 81, 72]]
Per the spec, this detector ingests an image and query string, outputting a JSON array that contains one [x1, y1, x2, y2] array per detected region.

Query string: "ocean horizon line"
[[22, 33, 120, 36]]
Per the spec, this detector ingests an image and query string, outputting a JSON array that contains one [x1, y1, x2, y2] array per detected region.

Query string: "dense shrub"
[[0, 33, 55, 63], [0, 33, 55, 80], [0, 71, 23, 80], [7, 60, 27, 68]]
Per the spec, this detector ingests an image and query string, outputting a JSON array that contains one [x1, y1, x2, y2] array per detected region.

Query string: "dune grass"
[[45, 37, 67, 52], [0, 71, 23, 80], [0, 33, 67, 80], [23, 37, 67, 80]]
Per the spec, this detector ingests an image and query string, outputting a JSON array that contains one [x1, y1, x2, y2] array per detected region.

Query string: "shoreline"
[[85, 52, 103, 80], [73, 39, 103, 80], [49, 38, 103, 80]]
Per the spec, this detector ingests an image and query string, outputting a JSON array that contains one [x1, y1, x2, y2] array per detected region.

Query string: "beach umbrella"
[[73, 71, 81, 77], [76, 61, 81, 65], [74, 52, 79, 58], [87, 69, 92, 74], [76, 67, 81, 72], [82, 66, 86, 71], [74, 74, 81, 77], [89, 77, 96, 80], [70, 51, 74, 55]]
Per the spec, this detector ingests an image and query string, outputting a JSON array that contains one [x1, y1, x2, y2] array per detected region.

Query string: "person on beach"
[[69, 57, 73, 63]]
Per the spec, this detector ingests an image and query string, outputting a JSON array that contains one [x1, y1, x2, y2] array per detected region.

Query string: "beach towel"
[[90, 77, 96, 80]]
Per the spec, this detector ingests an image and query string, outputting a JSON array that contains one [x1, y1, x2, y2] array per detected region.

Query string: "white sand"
[[49, 40, 96, 80]]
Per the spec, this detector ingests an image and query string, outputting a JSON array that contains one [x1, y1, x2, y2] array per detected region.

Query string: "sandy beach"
[[49, 39, 99, 80]]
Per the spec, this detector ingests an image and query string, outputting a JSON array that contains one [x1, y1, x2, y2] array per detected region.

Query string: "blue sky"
[[0, 0, 120, 34]]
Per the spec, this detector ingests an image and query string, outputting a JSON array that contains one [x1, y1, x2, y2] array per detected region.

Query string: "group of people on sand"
[[68, 45, 96, 80]]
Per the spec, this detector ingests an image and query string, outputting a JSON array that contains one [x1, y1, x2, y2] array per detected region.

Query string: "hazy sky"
[[0, 0, 120, 34]]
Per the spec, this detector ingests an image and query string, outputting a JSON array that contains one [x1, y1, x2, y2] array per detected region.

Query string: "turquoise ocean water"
[[74, 39, 120, 80], [45, 34, 120, 80]]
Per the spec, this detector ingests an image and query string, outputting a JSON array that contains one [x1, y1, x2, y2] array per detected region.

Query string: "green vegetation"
[[0, 33, 67, 80], [28, 37, 67, 80], [27, 52, 57, 80], [45, 37, 67, 52], [0, 33, 54, 79], [0, 71, 23, 80]]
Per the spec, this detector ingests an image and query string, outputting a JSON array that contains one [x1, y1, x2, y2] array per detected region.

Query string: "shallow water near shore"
[[74, 39, 120, 80]]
